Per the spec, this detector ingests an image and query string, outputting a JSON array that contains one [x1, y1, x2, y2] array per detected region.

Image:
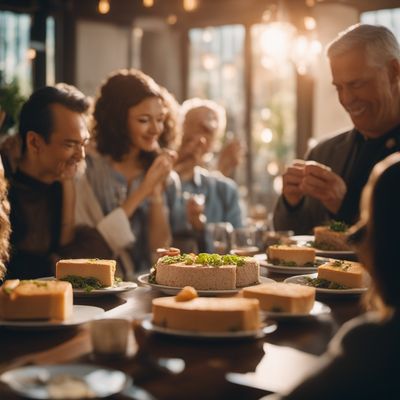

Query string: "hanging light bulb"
[[143, 0, 154, 7], [183, 0, 198, 12], [98, 0, 110, 14], [304, 16, 316, 30]]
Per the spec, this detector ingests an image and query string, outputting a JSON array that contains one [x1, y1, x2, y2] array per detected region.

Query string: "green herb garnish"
[[329, 220, 348, 232], [304, 277, 349, 290], [60, 275, 104, 292], [194, 253, 245, 267]]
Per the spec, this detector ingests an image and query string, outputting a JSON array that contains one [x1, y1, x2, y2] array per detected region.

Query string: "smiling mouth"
[[347, 107, 366, 117]]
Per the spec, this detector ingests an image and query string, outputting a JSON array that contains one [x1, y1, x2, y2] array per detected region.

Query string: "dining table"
[[0, 269, 365, 400]]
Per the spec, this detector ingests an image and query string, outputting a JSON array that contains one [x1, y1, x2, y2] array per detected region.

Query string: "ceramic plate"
[[137, 274, 274, 296], [290, 235, 355, 258], [0, 364, 131, 399], [284, 273, 368, 295], [0, 305, 104, 330], [39, 277, 137, 297], [261, 301, 331, 320], [254, 254, 329, 275], [140, 315, 277, 339]]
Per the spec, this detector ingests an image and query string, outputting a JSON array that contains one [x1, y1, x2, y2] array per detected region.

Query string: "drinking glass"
[[230, 227, 259, 256], [208, 222, 233, 254]]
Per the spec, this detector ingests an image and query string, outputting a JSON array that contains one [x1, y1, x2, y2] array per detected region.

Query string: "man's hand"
[[300, 161, 347, 214], [217, 138, 245, 177], [282, 159, 306, 207], [186, 196, 206, 231]]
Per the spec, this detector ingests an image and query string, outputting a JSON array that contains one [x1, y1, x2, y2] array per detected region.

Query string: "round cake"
[[152, 253, 260, 290]]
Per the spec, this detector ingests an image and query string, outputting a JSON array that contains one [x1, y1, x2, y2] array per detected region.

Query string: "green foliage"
[[0, 80, 26, 135]]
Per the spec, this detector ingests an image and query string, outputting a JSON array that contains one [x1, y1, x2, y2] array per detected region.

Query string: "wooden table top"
[[0, 271, 365, 400]]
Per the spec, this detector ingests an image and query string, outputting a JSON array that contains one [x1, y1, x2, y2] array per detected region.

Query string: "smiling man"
[[6, 84, 91, 279], [274, 24, 400, 234]]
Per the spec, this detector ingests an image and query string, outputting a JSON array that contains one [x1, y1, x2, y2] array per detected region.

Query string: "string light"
[[304, 16, 316, 31], [98, 0, 110, 14], [143, 0, 154, 7], [166, 14, 178, 25], [183, 0, 198, 12]]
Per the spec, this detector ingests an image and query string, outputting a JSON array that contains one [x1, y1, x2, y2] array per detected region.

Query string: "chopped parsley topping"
[[194, 253, 245, 267], [304, 277, 349, 290], [60, 275, 104, 292], [329, 220, 348, 232], [159, 253, 246, 267], [330, 260, 351, 271]]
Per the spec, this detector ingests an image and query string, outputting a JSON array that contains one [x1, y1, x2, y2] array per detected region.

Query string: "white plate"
[[261, 301, 331, 320], [40, 277, 137, 297], [0, 364, 131, 399], [284, 273, 368, 295], [140, 315, 277, 339], [290, 235, 355, 258], [0, 305, 104, 330], [254, 254, 328, 275], [137, 274, 274, 296]]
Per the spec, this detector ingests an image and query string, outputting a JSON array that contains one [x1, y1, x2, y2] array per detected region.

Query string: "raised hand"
[[282, 159, 306, 207], [300, 161, 347, 213]]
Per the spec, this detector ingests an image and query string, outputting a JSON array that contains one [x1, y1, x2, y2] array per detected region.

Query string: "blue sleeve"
[[165, 171, 189, 234]]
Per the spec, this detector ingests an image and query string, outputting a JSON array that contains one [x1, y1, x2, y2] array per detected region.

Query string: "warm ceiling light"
[[305, 0, 315, 6], [304, 16, 316, 30], [27, 48, 37, 60], [143, 0, 154, 7], [166, 14, 178, 25], [98, 0, 110, 14], [183, 0, 198, 12]]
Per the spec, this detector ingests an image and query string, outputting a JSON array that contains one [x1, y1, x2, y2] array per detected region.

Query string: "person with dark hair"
[[266, 153, 400, 400], [6, 83, 91, 279], [274, 24, 400, 234], [75, 69, 183, 277]]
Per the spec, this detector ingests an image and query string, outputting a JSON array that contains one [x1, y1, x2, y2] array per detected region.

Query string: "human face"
[[127, 97, 166, 153], [182, 107, 218, 153], [38, 103, 89, 181], [330, 46, 400, 138]]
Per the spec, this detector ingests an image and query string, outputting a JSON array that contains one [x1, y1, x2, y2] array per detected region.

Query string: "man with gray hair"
[[173, 98, 243, 252], [274, 24, 400, 234]]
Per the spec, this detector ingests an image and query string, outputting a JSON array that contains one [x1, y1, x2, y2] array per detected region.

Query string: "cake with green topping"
[[317, 259, 370, 288], [267, 245, 316, 267], [154, 253, 259, 290], [0, 279, 73, 320], [313, 220, 351, 251]]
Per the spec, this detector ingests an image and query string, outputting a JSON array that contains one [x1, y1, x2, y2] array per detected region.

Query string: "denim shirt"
[[179, 166, 243, 251], [85, 154, 184, 271]]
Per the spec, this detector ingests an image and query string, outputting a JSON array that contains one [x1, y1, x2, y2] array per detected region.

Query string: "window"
[[251, 23, 297, 209], [0, 11, 32, 95], [188, 25, 246, 163], [361, 8, 400, 39]]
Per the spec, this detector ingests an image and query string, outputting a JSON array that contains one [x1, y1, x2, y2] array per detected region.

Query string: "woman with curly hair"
[[0, 157, 10, 281], [75, 69, 184, 277]]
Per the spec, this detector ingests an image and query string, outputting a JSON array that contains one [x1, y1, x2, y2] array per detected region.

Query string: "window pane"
[[251, 23, 297, 211], [361, 8, 400, 40], [188, 25, 246, 174], [0, 11, 32, 95], [46, 16, 55, 86]]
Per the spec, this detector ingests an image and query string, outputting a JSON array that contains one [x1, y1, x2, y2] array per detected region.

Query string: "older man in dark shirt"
[[274, 24, 400, 234]]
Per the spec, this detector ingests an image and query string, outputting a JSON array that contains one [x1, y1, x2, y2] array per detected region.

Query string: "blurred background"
[[1, 0, 400, 216]]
